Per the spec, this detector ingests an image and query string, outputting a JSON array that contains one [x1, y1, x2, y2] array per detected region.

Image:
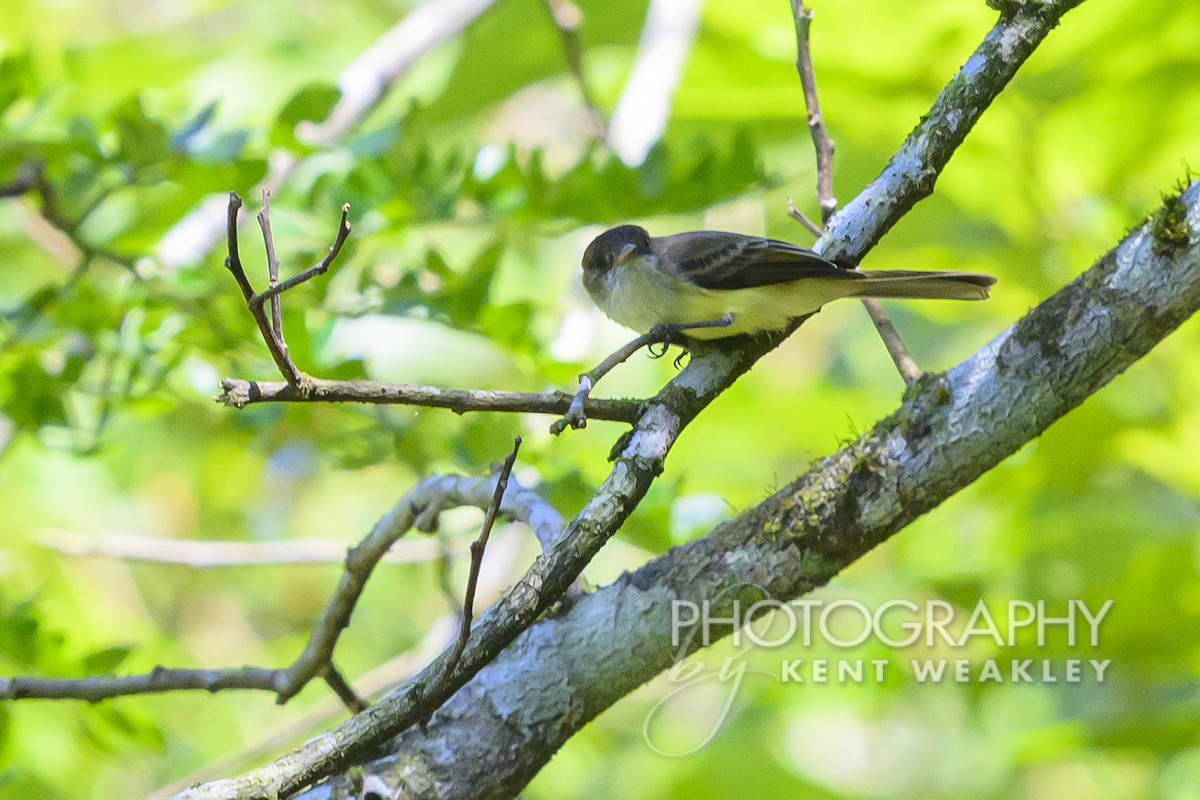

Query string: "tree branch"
[[216, 376, 643, 424], [175, 2, 1089, 796], [3, 471, 562, 708], [298, 173, 1200, 800]]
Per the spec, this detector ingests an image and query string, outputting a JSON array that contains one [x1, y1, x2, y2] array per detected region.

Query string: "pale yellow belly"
[[595, 264, 847, 339]]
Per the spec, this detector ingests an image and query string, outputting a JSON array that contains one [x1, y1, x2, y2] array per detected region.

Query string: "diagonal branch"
[[297, 176, 1200, 800], [177, 2, 1089, 797]]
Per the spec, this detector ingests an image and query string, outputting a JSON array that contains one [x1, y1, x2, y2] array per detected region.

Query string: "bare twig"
[[256, 190, 284, 341], [220, 196, 653, 426], [223, 193, 353, 391], [321, 664, 367, 714], [248, 204, 351, 313], [789, 1, 921, 385], [789, 2, 837, 224], [543, 0, 608, 140], [217, 376, 642, 424], [551, 329, 669, 433], [860, 298, 922, 383], [551, 318, 731, 433], [786, 195, 823, 238], [425, 438, 522, 703], [0, 667, 280, 703]]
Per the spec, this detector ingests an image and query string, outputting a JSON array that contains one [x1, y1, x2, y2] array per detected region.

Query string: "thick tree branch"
[[300, 175, 1200, 800], [176, 2, 1088, 797]]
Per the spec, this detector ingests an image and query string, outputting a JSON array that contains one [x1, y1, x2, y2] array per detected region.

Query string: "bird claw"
[[647, 323, 677, 359]]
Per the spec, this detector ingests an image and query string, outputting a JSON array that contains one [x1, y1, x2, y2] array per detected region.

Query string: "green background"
[[1, 0, 1198, 797]]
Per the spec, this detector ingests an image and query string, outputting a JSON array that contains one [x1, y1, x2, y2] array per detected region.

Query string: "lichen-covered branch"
[[298, 174, 1200, 800]]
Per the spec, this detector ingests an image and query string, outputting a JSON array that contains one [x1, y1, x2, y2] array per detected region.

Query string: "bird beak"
[[615, 242, 637, 265]]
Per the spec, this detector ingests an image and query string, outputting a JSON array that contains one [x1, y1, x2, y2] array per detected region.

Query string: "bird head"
[[581, 225, 653, 276]]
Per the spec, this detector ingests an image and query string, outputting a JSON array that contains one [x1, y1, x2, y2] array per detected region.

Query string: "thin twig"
[[425, 437, 522, 703], [219, 198, 648, 426], [223, 193, 254, 303], [223, 193, 354, 391], [859, 299, 922, 384], [320, 663, 367, 714], [542, 0, 608, 140], [256, 189, 284, 340], [248, 204, 351, 313], [217, 376, 643, 423], [786, 195, 824, 237], [789, 1, 921, 385], [0, 667, 280, 702], [550, 318, 729, 433], [551, 330, 666, 433], [789, 1, 836, 225]]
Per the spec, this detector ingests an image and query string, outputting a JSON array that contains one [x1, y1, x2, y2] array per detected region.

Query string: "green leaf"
[[81, 645, 133, 676], [112, 96, 173, 173], [271, 83, 341, 150]]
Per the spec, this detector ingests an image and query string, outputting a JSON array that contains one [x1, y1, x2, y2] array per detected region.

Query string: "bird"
[[581, 225, 996, 340]]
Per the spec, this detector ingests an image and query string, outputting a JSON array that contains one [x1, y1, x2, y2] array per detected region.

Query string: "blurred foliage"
[[0, 0, 1198, 798]]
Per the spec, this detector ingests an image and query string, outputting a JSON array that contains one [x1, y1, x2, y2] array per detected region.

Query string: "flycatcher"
[[581, 225, 996, 340]]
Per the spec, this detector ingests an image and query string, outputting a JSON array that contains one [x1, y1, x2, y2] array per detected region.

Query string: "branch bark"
[[172, 2, 1090, 797], [301, 174, 1200, 800]]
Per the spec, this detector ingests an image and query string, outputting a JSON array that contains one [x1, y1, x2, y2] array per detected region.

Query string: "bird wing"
[[655, 231, 848, 291]]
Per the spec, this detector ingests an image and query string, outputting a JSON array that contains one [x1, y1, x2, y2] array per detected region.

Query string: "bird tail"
[[845, 270, 996, 302]]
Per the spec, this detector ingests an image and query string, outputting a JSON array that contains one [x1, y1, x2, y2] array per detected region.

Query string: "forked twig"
[[222, 192, 353, 389]]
